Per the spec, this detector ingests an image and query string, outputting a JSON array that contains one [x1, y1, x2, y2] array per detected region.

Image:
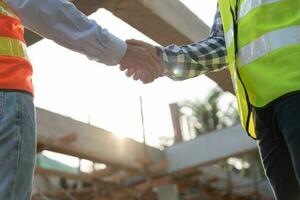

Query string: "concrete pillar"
[[169, 103, 183, 143]]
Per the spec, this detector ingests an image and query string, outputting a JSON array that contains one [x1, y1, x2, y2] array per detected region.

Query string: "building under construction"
[[25, 1, 275, 199]]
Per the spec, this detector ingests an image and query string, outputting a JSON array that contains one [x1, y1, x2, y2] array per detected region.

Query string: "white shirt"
[[4, 0, 127, 66]]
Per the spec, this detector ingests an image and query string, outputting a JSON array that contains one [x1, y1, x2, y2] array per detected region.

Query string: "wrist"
[[107, 33, 127, 66], [155, 46, 168, 76]]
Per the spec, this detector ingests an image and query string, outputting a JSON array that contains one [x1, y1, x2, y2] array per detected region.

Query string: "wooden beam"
[[36, 108, 166, 172], [90, 167, 115, 177], [35, 160, 272, 199], [27, 0, 208, 47], [103, 0, 234, 93], [72, 0, 106, 14], [104, 0, 209, 45], [35, 166, 92, 182], [198, 166, 273, 199], [102, 170, 134, 183], [165, 125, 257, 173], [26, 0, 234, 93], [34, 169, 141, 200], [33, 179, 137, 200]]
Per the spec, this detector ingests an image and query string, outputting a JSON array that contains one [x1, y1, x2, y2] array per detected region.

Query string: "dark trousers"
[[254, 93, 300, 200]]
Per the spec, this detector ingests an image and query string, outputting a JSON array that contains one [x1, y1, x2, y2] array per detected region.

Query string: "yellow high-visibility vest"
[[0, 1, 33, 94], [218, 0, 300, 139]]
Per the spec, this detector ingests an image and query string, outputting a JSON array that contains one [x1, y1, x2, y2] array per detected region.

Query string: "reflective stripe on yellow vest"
[[0, 1, 28, 58], [218, 0, 300, 139], [0, 1, 33, 94]]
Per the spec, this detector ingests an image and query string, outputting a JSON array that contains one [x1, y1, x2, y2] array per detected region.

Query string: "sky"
[[28, 0, 223, 169]]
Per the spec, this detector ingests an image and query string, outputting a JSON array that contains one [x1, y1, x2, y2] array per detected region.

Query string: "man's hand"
[[120, 40, 165, 84]]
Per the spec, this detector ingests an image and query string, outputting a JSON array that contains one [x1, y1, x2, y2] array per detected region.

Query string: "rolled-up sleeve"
[[4, 0, 127, 66]]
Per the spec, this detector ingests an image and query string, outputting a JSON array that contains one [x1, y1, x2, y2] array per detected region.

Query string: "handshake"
[[120, 39, 165, 84]]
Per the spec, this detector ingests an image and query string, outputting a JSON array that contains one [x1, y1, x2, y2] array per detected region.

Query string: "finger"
[[135, 52, 156, 81], [127, 39, 156, 56], [126, 68, 136, 77], [143, 77, 154, 84], [133, 70, 142, 80], [120, 65, 126, 71], [123, 43, 160, 81], [126, 39, 147, 46], [140, 72, 153, 84], [140, 72, 147, 83], [143, 71, 154, 84], [127, 40, 164, 77], [126, 39, 156, 58]]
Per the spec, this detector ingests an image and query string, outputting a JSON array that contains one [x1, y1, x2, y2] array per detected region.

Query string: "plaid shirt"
[[157, 8, 228, 80]]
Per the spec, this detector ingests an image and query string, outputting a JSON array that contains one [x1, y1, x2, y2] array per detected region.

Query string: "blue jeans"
[[254, 93, 300, 200], [0, 91, 36, 200]]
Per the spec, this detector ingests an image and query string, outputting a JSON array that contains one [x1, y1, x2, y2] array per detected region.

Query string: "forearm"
[[157, 6, 228, 81], [5, 0, 126, 65], [157, 36, 228, 81]]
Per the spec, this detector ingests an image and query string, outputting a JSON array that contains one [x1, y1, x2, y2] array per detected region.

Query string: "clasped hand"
[[120, 39, 164, 84]]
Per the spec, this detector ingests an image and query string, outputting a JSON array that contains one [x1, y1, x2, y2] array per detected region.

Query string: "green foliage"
[[178, 88, 268, 182], [179, 87, 239, 136]]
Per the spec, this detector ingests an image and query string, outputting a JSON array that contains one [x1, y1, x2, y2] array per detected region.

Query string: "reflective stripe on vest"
[[225, 24, 234, 48], [238, 0, 279, 20], [225, 0, 283, 48], [0, 2, 33, 94], [238, 0, 300, 48], [0, 37, 28, 59], [239, 26, 300, 66], [218, 0, 300, 139]]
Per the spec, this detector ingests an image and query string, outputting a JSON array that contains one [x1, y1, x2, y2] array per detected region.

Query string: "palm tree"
[[179, 88, 239, 136], [179, 88, 266, 181]]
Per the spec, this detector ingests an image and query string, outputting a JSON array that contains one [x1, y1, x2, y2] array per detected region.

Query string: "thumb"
[[126, 39, 152, 48]]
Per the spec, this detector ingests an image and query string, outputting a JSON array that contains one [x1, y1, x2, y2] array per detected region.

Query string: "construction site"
[[25, 1, 275, 200]]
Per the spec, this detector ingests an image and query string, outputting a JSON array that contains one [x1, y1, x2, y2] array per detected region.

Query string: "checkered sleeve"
[[156, 7, 228, 81]]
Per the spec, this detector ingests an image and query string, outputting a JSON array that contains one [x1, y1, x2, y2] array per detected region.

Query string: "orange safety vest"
[[0, 1, 33, 94]]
